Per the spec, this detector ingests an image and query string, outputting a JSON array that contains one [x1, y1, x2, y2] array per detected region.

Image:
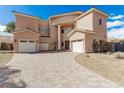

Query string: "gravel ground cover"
[[76, 52, 124, 87]]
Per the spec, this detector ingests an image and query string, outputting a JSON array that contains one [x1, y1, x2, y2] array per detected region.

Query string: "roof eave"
[[75, 8, 108, 21], [12, 29, 40, 36], [48, 11, 83, 20], [12, 11, 40, 20], [68, 28, 95, 37]]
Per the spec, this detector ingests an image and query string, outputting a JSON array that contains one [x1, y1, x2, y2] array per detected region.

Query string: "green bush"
[[92, 39, 107, 53]]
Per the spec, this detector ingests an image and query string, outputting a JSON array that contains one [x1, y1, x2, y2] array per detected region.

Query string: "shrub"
[[92, 39, 99, 52], [92, 39, 107, 53]]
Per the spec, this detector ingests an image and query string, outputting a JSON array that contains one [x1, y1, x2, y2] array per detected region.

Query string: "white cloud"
[[109, 15, 124, 20], [107, 14, 124, 39], [0, 24, 6, 32], [107, 20, 124, 28], [107, 27, 124, 39]]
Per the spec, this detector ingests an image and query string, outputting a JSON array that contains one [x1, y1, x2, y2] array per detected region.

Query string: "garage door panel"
[[40, 43, 49, 50], [19, 40, 36, 52], [72, 40, 84, 53]]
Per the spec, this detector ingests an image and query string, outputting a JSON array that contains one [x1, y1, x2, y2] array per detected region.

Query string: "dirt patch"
[[0, 52, 13, 66], [75, 53, 124, 86]]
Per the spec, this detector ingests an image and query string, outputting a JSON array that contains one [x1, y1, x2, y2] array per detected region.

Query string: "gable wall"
[[93, 12, 107, 41], [76, 13, 94, 30], [15, 15, 39, 32]]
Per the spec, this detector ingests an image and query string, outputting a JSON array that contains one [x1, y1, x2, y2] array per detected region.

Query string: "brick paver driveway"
[[5, 52, 121, 88]]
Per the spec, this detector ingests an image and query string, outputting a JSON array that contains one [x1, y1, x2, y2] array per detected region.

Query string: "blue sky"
[[0, 5, 124, 39]]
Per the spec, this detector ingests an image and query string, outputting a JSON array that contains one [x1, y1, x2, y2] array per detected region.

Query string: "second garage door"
[[72, 40, 84, 53], [40, 42, 49, 50], [19, 40, 36, 52]]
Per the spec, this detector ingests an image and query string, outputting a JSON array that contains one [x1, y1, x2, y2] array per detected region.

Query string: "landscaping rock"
[[106, 52, 112, 55], [112, 52, 124, 59]]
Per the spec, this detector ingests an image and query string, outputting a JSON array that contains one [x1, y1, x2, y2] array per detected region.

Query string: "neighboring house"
[[12, 8, 108, 53], [0, 32, 13, 50]]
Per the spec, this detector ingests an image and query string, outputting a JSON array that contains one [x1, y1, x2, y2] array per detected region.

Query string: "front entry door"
[[65, 41, 70, 50]]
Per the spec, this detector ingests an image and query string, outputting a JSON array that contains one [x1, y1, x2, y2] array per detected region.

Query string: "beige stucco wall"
[[93, 12, 107, 41], [76, 13, 94, 30], [39, 20, 48, 27], [49, 24, 58, 50], [39, 37, 50, 43], [0, 42, 1, 49], [69, 31, 85, 41], [13, 30, 39, 52], [85, 33, 94, 53], [51, 14, 80, 25], [15, 15, 39, 32]]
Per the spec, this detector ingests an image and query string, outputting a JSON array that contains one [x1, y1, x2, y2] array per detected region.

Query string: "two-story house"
[[12, 8, 108, 53]]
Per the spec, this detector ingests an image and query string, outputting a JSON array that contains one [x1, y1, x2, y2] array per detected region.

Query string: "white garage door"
[[19, 40, 36, 52], [40, 42, 49, 50], [72, 40, 84, 53]]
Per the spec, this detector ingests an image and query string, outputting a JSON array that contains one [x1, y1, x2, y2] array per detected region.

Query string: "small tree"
[[103, 41, 107, 52], [4, 21, 15, 33], [93, 39, 107, 53], [92, 39, 99, 52], [99, 40, 103, 52]]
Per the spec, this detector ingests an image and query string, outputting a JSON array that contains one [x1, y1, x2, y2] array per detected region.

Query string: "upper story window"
[[99, 19, 102, 25], [39, 27, 49, 33], [61, 28, 71, 33], [64, 28, 71, 33]]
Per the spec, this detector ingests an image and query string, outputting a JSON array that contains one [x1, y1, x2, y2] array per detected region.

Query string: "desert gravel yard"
[[0, 52, 13, 66], [0, 52, 122, 88], [76, 52, 124, 87]]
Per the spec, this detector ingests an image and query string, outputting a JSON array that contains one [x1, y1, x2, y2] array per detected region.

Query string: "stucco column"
[[57, 25, 61, 50]]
